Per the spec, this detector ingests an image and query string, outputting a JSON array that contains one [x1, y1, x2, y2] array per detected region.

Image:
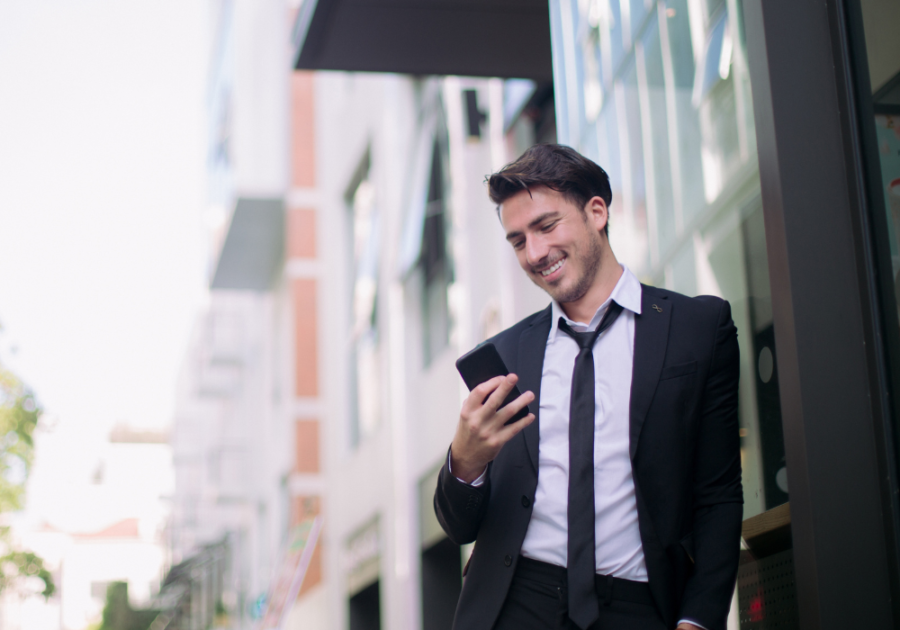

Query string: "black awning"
[[293, 0, 553, 81]]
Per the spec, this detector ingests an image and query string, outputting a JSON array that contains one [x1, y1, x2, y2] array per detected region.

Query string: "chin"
[[540, 281, 572, 303], [550, 279, 592, 305]]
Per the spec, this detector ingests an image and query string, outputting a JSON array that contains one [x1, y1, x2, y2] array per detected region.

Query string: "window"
[[554, 0, 785, 519], [347, 156, 380, 447], [853, 0, 900, 468], [420, 142, 452, 367]]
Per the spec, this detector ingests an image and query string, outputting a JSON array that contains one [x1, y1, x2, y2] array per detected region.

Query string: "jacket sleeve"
[[679, 299, 744, 630], [434, 449, 491, 545]]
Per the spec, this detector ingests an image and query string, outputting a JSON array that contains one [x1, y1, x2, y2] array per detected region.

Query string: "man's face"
[[500, 186, 607, 305]]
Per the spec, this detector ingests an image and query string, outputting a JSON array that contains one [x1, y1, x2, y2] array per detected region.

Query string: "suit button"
[[521, 495, 531, 508], [504, 555, 512, 567]]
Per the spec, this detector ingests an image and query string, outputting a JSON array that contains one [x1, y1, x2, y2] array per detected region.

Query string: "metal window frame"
[[743, 0, 900, 626]]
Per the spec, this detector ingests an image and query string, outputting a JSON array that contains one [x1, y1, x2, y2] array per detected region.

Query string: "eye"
[[540, 221, 558, 233], [512, 239, 525, 250]]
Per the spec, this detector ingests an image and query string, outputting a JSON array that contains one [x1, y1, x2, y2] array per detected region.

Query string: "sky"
[[0, 0, 209, 437]]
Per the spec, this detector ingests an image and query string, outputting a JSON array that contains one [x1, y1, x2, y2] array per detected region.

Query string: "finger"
[[482, 374, 520, 413], [463, 376, 505, 412], [495, 389, 535, 424], [496, 412, 535, 442]]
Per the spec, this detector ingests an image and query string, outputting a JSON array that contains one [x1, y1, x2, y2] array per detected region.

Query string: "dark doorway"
[[349, 580, 380, 630], [421, 537, 462, 630]]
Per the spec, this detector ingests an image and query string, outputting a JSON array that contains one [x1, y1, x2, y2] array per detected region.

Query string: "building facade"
[[172, 0, 900, 628], [290, 0, 900, 628], [310, 71, 558, 630], [169, 1, 325, 628]]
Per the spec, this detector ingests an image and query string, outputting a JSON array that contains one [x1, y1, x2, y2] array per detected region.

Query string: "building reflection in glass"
[[551, 0, 785, 517]]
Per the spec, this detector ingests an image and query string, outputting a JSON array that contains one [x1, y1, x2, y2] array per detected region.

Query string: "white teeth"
[[541, 258, 564, 276]]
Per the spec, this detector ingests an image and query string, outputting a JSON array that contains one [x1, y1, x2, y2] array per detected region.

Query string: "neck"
[[559, 247, 623, 324]]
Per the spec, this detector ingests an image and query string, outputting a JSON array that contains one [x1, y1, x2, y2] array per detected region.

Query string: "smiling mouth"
[[539, 257, 565, 277]]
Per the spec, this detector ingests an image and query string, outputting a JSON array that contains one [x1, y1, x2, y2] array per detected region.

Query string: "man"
[[434, 144, 742, 630]]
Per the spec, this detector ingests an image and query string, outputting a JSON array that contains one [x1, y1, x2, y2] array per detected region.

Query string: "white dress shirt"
[[519, 265, 646, 580]]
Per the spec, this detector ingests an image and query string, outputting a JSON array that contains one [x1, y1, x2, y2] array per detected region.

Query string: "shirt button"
[[504, 555, 512, 567], [521, 495, 531, 508]]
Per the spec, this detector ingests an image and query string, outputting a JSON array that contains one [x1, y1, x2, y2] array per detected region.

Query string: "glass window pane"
[[606, 0, 625, 75], [695, 9, 742, 203], [551, 0, 798, 622], [628, 0, 649, 40], [670, 239, 697, 296], [854, 0, 900, 475], [665, 0, 694, 88], [556, 0, 588, 142], [620, 62, 652, 273], [703, 0, 725, 22], [640, 15, 678, 258], [663, 1, 706, 225], [554, 0, 787, 525], [876, 116, 900, 264], [596, 94, 624, 236], [582, 31, 605, 122], [349, 173, 381, 448], [420, 142, 451, 367]]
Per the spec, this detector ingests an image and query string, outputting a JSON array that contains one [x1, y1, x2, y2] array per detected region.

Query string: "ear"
[[585, 196, 609, 236]]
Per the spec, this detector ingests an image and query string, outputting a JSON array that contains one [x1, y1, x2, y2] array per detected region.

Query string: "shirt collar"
[[549, 265, 643, 339]]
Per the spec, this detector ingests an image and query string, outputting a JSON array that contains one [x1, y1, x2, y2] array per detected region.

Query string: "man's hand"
[[676, 624, 702, 630], [450, 374, 535, 482]]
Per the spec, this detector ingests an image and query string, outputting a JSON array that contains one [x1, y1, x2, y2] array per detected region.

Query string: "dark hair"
[[487, 144, 612, 235]]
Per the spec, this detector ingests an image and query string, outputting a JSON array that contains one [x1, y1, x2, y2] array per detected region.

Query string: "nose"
[[524, 234, 550, 268]]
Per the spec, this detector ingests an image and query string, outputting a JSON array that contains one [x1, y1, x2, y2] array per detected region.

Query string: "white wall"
[[230, 0, 289, 197], [304, 71, 548, 630], [171, 290, 293, 622]]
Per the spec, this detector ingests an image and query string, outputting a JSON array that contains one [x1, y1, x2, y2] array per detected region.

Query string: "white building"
[[303, 70, 555, 630], [5, 424, 172, 630], [168, 1, 317, 628], [171, 2, 560, 628]]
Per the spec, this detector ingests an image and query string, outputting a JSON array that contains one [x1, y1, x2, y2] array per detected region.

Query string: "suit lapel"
[[629, 286, 672, 460], [515, 306, 551, 475]]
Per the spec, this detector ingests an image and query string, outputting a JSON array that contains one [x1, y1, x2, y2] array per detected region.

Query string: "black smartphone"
[[455, 343, 530, 425]]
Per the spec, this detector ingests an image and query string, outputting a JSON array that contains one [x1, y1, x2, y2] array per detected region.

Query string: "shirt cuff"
[[448, 450, 487, 487], [677, 620, 708, 630]]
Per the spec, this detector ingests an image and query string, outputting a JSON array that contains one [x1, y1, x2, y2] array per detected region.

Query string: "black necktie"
[[557, 302, 624, 629]]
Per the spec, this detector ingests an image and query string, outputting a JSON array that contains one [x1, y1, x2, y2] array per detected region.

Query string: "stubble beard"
[[537, 231, 604, 305]]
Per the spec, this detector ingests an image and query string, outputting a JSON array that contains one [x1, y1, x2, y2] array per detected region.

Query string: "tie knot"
[[558, 319, 601, 351], [556, 302, 624, 352]]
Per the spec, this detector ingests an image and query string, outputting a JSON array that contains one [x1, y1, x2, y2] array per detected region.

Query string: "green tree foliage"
[[0, 358, 54, 598], [0, 365, 40, 512], [99, 582, 159, 630], [0, 549, 55, 598]]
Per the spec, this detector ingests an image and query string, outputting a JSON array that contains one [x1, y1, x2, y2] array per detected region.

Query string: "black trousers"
[[492, 557, 667, 630]]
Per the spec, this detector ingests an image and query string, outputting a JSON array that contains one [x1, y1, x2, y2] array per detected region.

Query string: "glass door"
[[549, 1, 797, 626]]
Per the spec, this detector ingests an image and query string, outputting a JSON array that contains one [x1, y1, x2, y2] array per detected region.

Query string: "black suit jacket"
[[435, 285, 742, 630]]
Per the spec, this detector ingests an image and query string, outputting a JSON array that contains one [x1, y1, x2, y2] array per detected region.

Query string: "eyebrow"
[[505, 211, 562, 242]]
